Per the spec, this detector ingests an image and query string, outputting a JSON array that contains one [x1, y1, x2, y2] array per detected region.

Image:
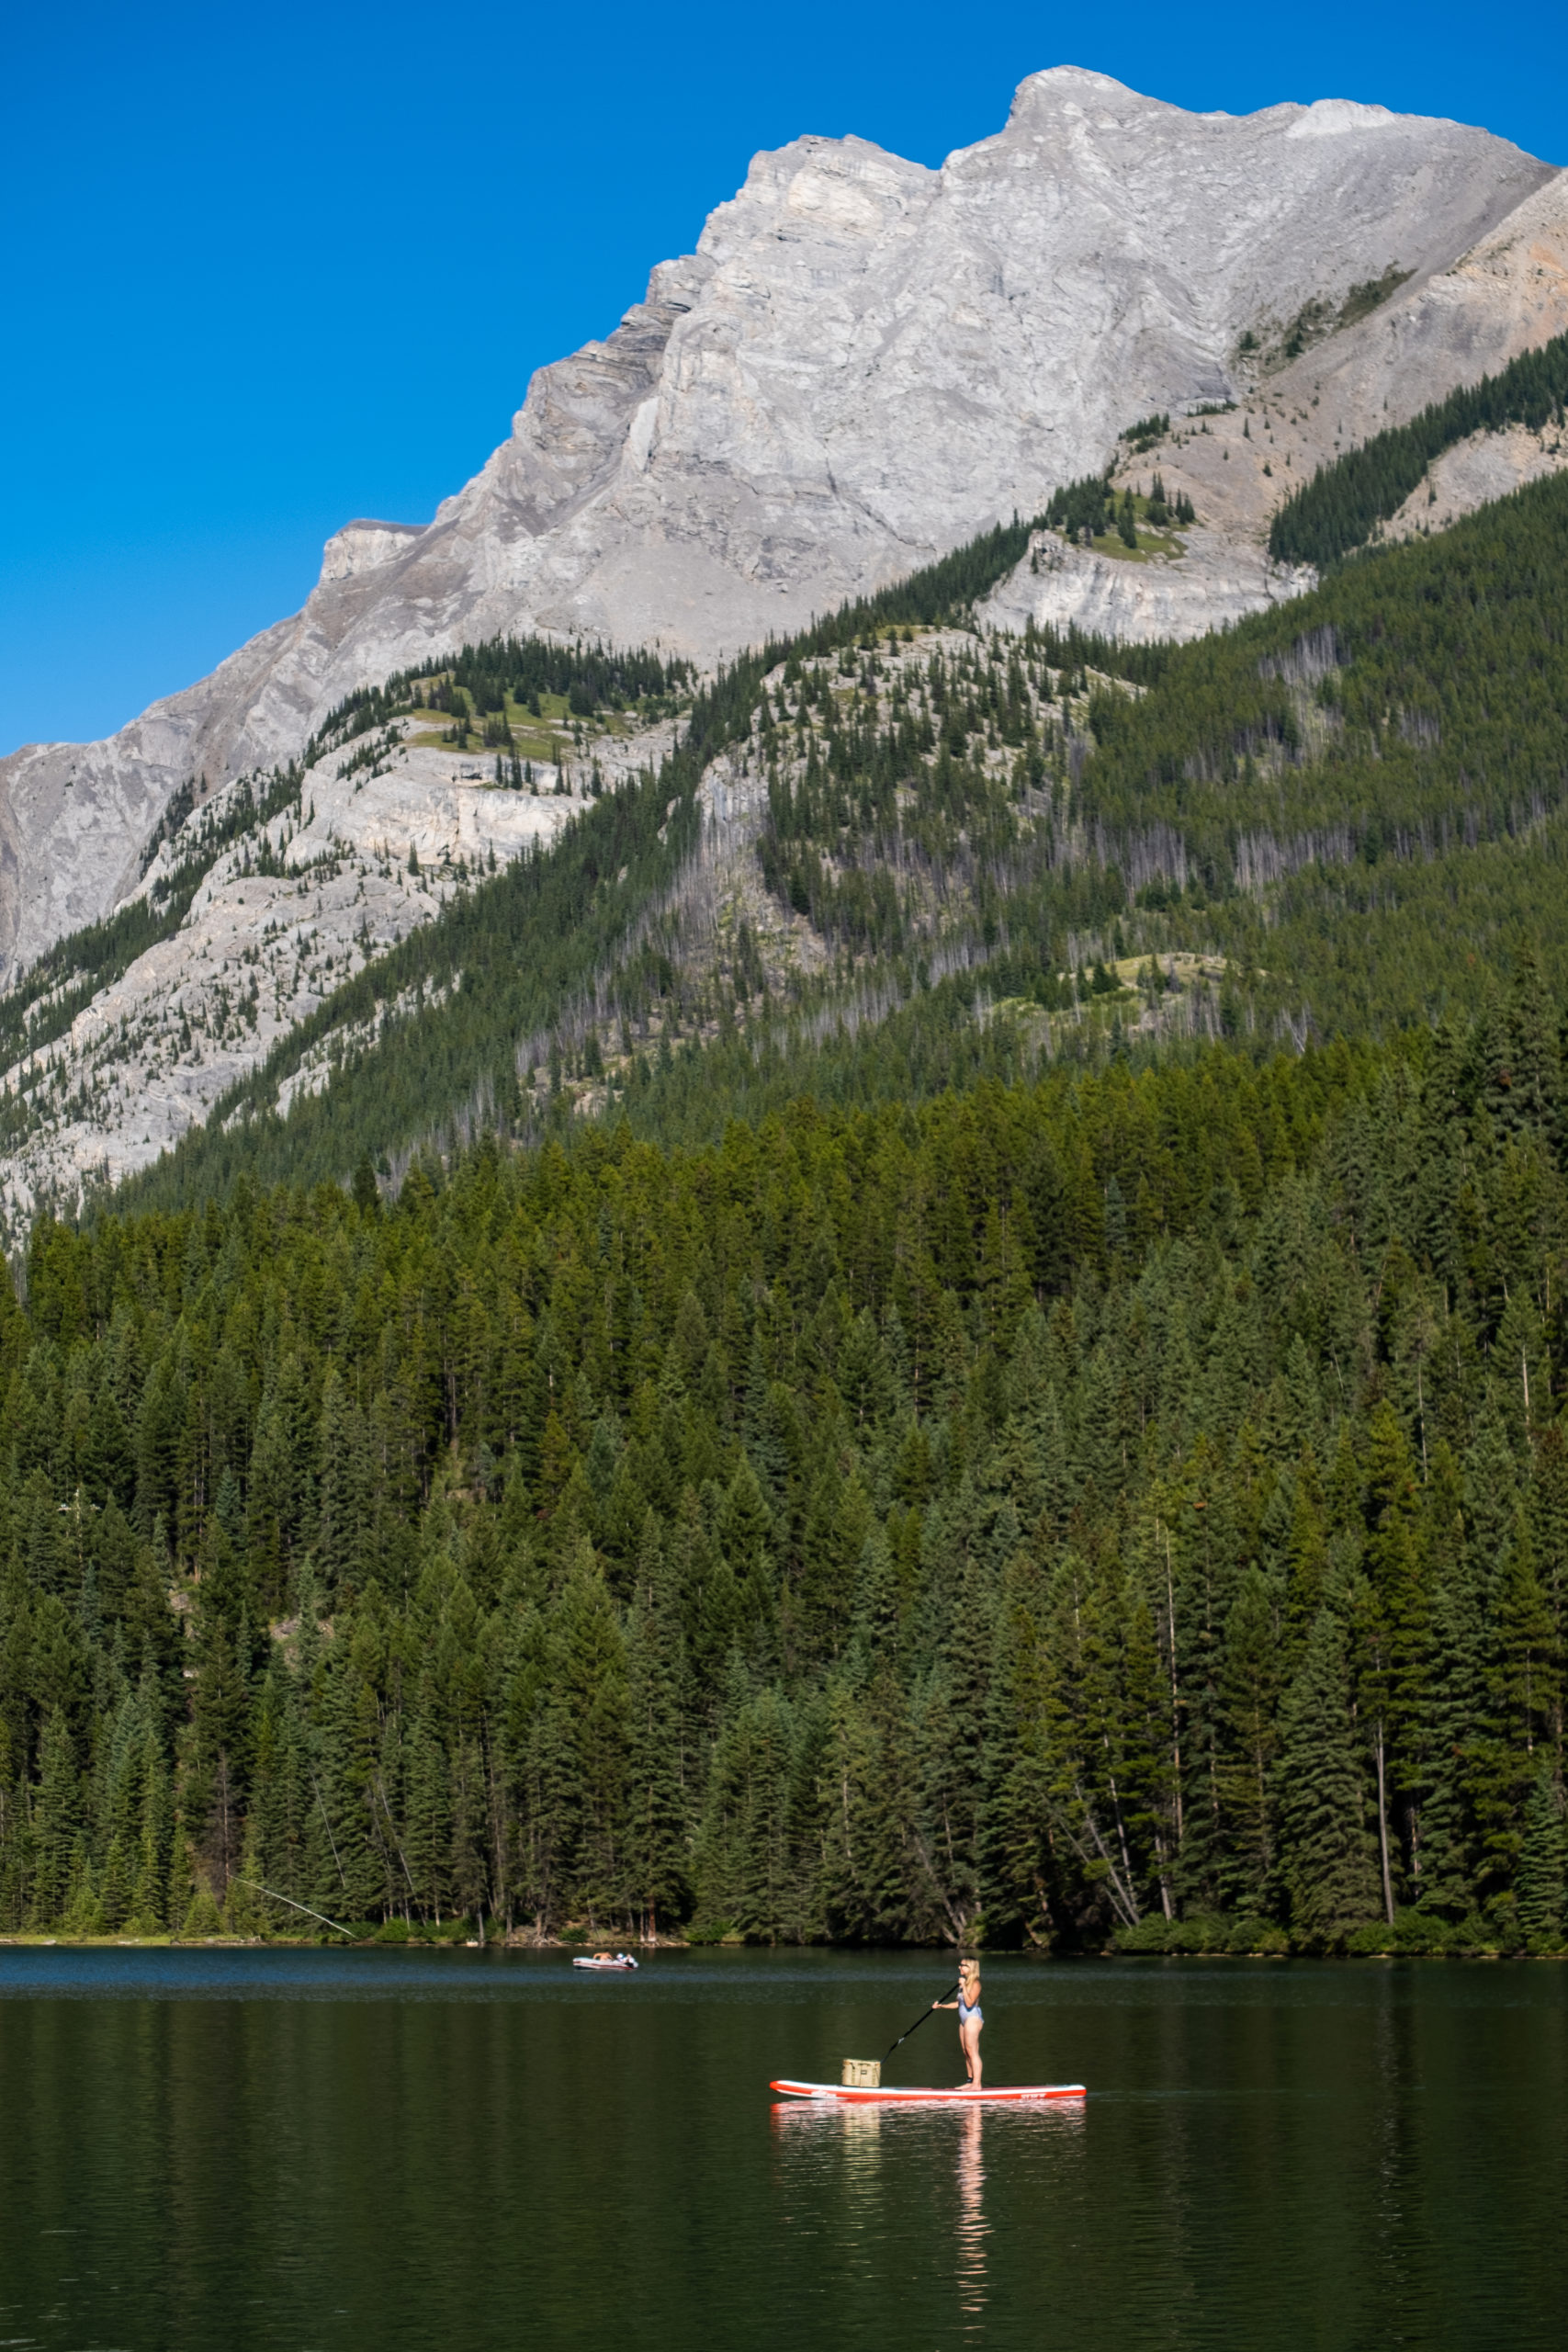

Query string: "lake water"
[[0, 1946, 1562, 2349]]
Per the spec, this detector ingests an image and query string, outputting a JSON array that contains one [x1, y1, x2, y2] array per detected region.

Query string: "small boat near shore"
[[572, 1951, 639, 1972], [770, 2078, 1084, 2105]]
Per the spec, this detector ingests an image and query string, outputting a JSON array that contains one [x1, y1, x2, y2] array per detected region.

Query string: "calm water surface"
[[0, 1946, 1562, 2349]]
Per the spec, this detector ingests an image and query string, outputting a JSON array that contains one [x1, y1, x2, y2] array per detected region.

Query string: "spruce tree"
[[623, 1521, 692, 1935], [317, 1368, 371, 1600], [31, 1708, 82, 1927], [1274, 1610, 1381, 1946], [1218, 1566, 1283, 1915], [976, 1554, 1055, 1941], [553, 1545, 629, 1923], [404, 1704, 452, 1921], [1515, 1768, 1566, 1947], [698, 1659, 798, 1940]]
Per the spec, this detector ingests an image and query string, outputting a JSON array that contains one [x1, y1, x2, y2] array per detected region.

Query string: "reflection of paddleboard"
[[770, 2079, 1085, 2105]]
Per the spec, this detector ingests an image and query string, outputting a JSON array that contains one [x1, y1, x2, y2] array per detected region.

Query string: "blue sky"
[[1, 1, 1562, 754]]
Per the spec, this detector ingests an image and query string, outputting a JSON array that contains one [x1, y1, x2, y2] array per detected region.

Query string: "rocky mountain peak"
[[0, 73, 1557, 990]]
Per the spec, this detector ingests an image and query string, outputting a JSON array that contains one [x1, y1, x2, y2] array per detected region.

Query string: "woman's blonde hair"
[[959, 1954, 980, 1978]]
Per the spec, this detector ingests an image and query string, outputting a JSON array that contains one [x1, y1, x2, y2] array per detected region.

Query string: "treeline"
[[305, 635, 694, 764], [750, 472, 1568, 1054], [1043, 472, 1194, 542], [705, 469, 1568, 1132], [1269, 327, 1568, 568], [770, 509, 1165, 682], [4, 964, 1568, 1951], [811, 514, 1042, 638]]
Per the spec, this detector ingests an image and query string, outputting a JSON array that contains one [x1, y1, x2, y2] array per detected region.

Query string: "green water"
[[0, 1947, 1562, 2349]]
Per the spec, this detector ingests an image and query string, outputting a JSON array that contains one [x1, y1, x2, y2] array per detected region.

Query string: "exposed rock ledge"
[[978, 528, 1316, 645]]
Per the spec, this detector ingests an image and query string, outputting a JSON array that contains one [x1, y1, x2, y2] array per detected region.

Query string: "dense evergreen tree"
[[1275, 1610, 1381, 1944]]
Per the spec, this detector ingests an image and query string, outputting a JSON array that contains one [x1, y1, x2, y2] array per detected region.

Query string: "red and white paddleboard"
[[770, 2079, 1086, 2105]]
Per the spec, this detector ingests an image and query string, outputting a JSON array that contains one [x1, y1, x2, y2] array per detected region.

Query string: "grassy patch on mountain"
[[1084, 522, 1188, 563], [304, 632, 693, 770]]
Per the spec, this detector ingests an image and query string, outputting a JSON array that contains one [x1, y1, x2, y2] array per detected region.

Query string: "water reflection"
[[955, 2105, 987, 2327], [2, 1956, 1562, 2352], [768, 2095, 1089, 2338]]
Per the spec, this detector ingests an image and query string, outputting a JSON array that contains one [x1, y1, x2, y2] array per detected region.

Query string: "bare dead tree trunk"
[[1162, 1522, 1184, 1851], [1373, 1723, 1394, 1927]]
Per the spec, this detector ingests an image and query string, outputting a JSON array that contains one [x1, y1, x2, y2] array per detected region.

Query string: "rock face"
[[978, 526, 1317, 644], [0, 68, 1557, 988], [0, 726, 671, 1233], [979, 153, 1568, 642]]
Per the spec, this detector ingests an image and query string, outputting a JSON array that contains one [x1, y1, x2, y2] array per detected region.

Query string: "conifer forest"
[[4, 451, 1568, 1960]]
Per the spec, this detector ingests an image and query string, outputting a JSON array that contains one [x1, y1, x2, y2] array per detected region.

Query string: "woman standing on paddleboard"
[[933, 1958, 983, 2087]]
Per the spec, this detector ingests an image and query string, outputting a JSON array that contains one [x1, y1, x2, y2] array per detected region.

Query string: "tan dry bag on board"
[[840, 2058, 882, 2087]]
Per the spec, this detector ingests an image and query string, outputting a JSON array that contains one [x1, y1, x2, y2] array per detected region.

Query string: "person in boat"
[[933, 1957, 983, 2086]]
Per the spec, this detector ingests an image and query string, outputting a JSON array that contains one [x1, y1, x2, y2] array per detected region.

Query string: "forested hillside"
[[6, 444, 1568, 1953], [96, 467, 1568, 1220], [3, 956, 1566, 1952], [111, 516, 1156, 1213]]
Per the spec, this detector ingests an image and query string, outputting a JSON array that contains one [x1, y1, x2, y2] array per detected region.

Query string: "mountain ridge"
[[0, 69, 1556, 990]]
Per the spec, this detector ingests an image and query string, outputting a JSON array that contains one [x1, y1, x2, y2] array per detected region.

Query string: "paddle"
[[882, 1979, 961, 2068]]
